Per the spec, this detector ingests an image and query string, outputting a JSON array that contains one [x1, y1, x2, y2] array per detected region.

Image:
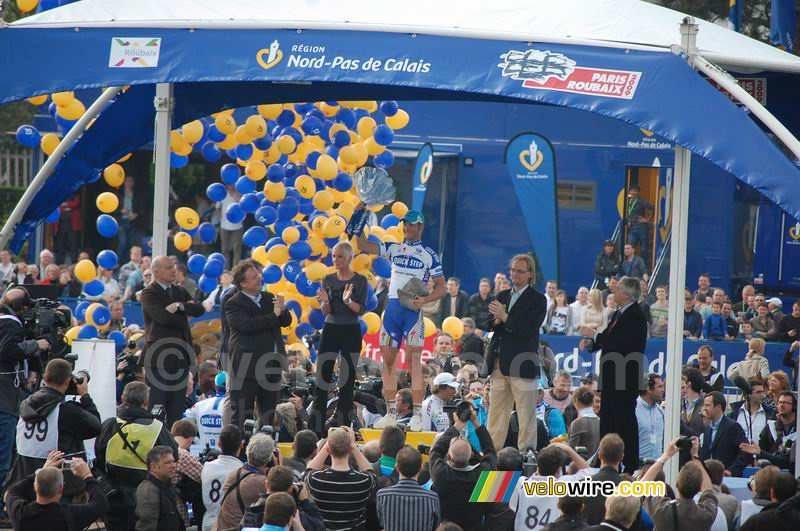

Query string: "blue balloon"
[[253, 135, 272, 151], [359, 319, 368, 337], [284, 187, 301, 202], [285, 163, 301, 179], [235, 143, 254, 160], [262, 264, 282, 284], [306, 151, 321, 170], [286, 300, 302, 319], [281, 127, 303, 144], [277, 109, 295, 128], [198, 222, 217, 244], [97, 249, 118, 269], [366, 295, 378, 312], [208, 252, 226, 265], [203, 259, 224, 278], [288, 241, 312, 261], [267, 164, 285, 183], [16, 125, 40, 148], [380, 214, 400, 229], [198, 274, 218, 293], [225, 203, 245, 224], [255, 205, 278, 226], [208, 124, 226, 142], [373, 256, 392, 278], [295, 103, 315, 115], [55, 114, 77, 132], [235, 175, 256, 195], [333, 130, 351, 148], [220, 163, 240, 185], [187, 254, 207, 275], [380, 100, 399, 117], [90, 305, 111, 327], [46, 208, 60, 224], [277, 197, 300, 220], [78, 325, 98, 340], [206, 182, 226, 202], [373, 124, 395, 146], [333, 172, 353, 192], [83, 279, 104, 297], [294, 272, 320, 297], [170, 153, 188, 168], [239, 193, 260, 213], [301, 116, 324, 136], [326, 144, 340, 160], [324, 237, 340, 248], [336, 108, 356, 129], [75, 300, 91, 322], [283, 260, 302, 282], [265, 237, 283, 250], [299, 200, 315, 216], [295, 224, 309, 241], [243, 226, 268, 247], [108, 330, 127, 353], [374, 150, 395, 169], [96, 214, 118, 238], [201, 142, 222, 162], [273, 219, 293, 237], [309, 308, 326, 330]]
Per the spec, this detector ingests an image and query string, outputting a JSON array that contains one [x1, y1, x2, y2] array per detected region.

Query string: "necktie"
[[607, 309, 621, 331]]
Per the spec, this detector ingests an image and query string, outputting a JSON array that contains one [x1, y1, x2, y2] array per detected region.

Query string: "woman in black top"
[[311, 241, 368, 436], [594, 240, 620, 289]]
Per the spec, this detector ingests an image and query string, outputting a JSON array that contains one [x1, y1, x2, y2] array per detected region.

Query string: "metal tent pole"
[[663, 17, 697, 485], [0, 87, 123, 251], [151, 83, 173, 257]]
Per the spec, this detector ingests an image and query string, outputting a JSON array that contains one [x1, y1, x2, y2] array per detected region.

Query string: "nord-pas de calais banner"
[[411, 143, 434, 212], [505, 133, 559, 285]]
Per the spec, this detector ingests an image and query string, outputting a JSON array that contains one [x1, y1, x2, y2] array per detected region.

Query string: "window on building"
[[557, 180, 596, 210]]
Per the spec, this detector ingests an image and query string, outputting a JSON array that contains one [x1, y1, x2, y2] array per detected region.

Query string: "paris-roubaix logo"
[[497, 48, 642, 100], [257, 39, 284, 70]]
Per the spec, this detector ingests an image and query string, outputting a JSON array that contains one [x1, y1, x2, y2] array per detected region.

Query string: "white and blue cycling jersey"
[[380, 240, 444, 299], [184, 392, 225, 455]]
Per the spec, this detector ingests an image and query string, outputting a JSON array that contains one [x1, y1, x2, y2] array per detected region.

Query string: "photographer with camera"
[[6, 358, 100, 502], [4, 450, 108, 530], [240, 465, 325, 530], [0, 286, 49, 523], [94, 381, 178, 531]]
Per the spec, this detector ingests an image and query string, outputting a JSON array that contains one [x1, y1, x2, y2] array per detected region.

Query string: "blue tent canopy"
[[2, 1, 800, 250]]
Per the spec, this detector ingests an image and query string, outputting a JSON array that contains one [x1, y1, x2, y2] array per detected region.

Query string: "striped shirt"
[[306, 468, 375, 530], [377, 479, 441, 531]]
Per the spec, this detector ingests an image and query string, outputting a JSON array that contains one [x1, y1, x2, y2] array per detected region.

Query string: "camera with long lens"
[[675, 435, 693, 451], [198, 444, 221, 464], [65, 367, 90, 396], [443, 399, 473, 423], [302, 331, 321, 350], [150, 404, 166, 423], [21, 298, 70, 357], [354, 376, 383, 398]]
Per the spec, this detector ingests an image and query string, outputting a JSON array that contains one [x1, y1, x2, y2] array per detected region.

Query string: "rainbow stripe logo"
[[469, 471, 521, 502]]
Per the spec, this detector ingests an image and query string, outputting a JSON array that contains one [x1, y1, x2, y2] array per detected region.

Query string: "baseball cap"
[[433, 372, 460, 388], [402, 209, 425, 224], [767, 297, 783, 307], [215, 371, 226, 389]]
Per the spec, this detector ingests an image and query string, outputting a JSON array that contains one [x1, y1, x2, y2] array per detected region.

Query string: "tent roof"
[[10, 0, 800, 74]]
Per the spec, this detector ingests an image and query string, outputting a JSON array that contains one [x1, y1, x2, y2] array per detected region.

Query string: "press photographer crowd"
[[1, 209, 800, 531]]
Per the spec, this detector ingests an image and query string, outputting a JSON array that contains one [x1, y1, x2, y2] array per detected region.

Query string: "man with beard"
[[740, 391, 797, 470]]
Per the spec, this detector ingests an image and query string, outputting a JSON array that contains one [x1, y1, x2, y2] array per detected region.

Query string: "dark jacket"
[[437, 290, 470, 324], [543, 515, 588, 531], [0, 311, 41, 416], [775, 314, 800, 343], [459, 332, 485, 357], [6, 473, 109, 531], [594, 253, 620, 286], [240, 493, 325, 531], [683, 309, 703, 338], [135, 474, 184, 531], [430, 425, 496, 531], [583, 520, 634, 531], [468, 292, 494, 329], [7, 386, 101, 496], [742, 501, 791, 531], [483, 285, 547, 380], [586, 302, 648, 394], [94, 403, 178, 489], [727, 400, 775, 442], [584, 466, 622, 525], [700, 415, 752, 476], [139, 283, 204, 370], [775, 493, 800, 530], [225, 290, 292, 381]]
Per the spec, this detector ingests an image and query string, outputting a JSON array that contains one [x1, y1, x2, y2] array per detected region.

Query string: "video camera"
[[443, 399, 474, 423], [354, 376, 383, 398], [279, 376, 316, 405], [20, 298, 70, 357], [198, 443, 221, 464]]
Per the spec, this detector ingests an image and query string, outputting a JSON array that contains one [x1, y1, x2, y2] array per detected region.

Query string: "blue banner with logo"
[[505, 133, 559, 284], [771, 0, 797, 51], [411, 143, 434, 212]]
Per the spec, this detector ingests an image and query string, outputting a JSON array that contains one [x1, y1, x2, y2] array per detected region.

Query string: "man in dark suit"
[[437, 276, 470, 326], [225, 259, 291, 430], [483, 254, 547, 451], [700, 391, 752, 476], [139, 255, 204, 427], [219, 285, 238, 427], [728, 379, 774, 444], [579, 276, 647, 473], [584, 433, 625, 525]]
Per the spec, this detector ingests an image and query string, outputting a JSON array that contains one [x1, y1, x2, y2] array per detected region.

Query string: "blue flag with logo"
[[504, 133, 559, 284], [728, 0, 743, 32], [771, 0, 796, 51], [411, 143, 434, 212]]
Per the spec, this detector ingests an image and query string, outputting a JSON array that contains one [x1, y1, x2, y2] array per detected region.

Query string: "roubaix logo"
[[498, 48, 642, 100], [257, 40, 284, 70], [109, 38, 161, 68]]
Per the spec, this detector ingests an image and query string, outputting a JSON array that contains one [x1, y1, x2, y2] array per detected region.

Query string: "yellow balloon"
[[264, 144, 281, 164], [294, 175, 316, 198], [57, 98, 86, 121], [64, 325, 80, 345], [423, 317, 437, 338], [391, 202, 409, 219], [362, 312, 381, 335], [357, 116, 377, 141], [352, 253, 372, 273], [175, 207, 200, 230], [74, 259, 97, 283], [282, 226, 300, 245], [245, 160, 267, 181], [234, 126, 254, 145], [276, 135, 297, 155], [383, 234, 399, 244], [103, 163, 125, 187], [338, 145, 358, 166], [311, 217, 328, 238], [181, 120, 205, 144], [217, 134, 237, 150], [323, 216, 345, 238], [251, 246, 269, 266], [215, 114, 236, 135], [245, 115, 267, 138], [85, 303, 106, 328], [312, 190, 334, 211], [264, 181, 286, 202], [442, 316, 465, 340], [386, 109, 410, 130], [316, 154, 338, 181], [304, 261, 328, 282], [40, 133, 60, 156], [117, 153, 132, 163], [336, 201, 355, 220], [26, 94, 48, 106], [174, 232, 192, 251], [51, 91, 74, 107], [365, 137, 386, 156], [95, 192, 119, 214], [267, 244, 290, 265]]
